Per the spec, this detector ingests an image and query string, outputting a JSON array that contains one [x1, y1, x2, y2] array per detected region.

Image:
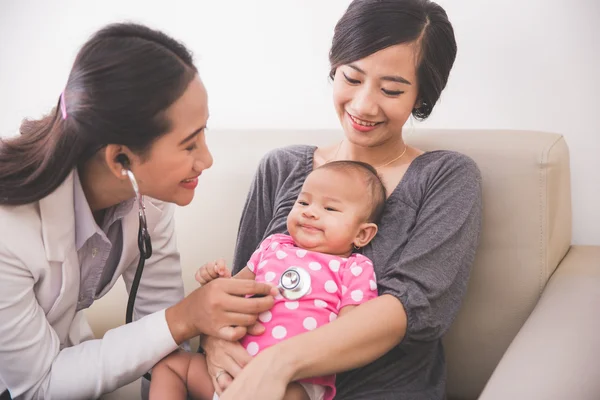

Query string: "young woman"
[[202, 1, 483, 399]]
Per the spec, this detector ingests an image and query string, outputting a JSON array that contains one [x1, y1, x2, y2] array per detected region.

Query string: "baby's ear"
[[353, 222, 378, 249]]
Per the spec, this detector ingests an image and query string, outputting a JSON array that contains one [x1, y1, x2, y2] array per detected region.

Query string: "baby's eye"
[[325, 207, 339, 212], [298, 201, 309, 206]]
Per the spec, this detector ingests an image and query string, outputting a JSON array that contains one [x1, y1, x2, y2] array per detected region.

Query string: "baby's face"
[[286, 168, 371, 256]]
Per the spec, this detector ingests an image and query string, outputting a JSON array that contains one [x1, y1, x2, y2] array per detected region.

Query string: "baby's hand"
[[195, 259, 232, 285]]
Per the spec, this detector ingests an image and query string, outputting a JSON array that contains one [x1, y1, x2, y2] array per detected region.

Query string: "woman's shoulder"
[[259, 145, 316, 168], [254, 145, 315, 184], [412, 150, 480, 176], [405, 150, 481, 189], [391, 150, 482, 208]]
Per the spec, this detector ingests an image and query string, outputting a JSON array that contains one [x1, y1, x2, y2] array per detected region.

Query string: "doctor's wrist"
[[165, 302, 196, 345]]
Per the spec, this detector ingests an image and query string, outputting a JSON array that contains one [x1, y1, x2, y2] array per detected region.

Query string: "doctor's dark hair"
[[0, 23, 197, 205], [317, 160, 387, 223], [329, 0, 457, 120]]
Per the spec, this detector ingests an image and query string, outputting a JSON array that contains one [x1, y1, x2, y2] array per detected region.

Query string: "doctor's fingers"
[[221, 293, 274, 316], [221, 310, 261, 330], [217, 277, 278, 297]]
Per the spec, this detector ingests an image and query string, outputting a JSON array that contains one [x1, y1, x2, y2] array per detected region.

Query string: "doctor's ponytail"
[[0, 23, 197, 205]]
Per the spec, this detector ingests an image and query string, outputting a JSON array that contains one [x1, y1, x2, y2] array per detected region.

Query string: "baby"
[[150, 160, 386, 400]]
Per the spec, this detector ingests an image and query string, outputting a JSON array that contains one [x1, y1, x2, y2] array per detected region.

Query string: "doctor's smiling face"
[[114, 76, 213, 207]]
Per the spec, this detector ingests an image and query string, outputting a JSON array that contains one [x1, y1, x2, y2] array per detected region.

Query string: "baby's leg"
[[149, 350, 214, 400], [282, 382, 311, 400]]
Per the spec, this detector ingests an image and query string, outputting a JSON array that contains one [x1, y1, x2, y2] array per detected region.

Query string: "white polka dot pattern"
[[370, 280, 377, 291], [351, 290, 364, 302], [324, 280, 338, 293], [296, 249, 307, 258], [308, 262, 322, 271], [272, 325, 287, 339], [329, 312, 337, 322], [285, 301, 299, 310], [258, 260, 268, 270], [247, 261, 255, 272], [276, 250, 288, 259], [350, 265, 363, 276], [259, 311, 272, 323], [314, 299, 327, 308], [264, 271, 277, 282], [303, 317, 317, 330], [246, 342, 259, 356], [329, 259, 340, 272]]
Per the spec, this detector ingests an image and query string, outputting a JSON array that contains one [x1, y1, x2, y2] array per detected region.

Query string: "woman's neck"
[[336, 136, 407, 169], [78, 159, 134, 212]]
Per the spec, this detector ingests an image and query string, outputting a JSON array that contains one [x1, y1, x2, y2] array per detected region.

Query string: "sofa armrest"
[[479, 245, 600, 400]]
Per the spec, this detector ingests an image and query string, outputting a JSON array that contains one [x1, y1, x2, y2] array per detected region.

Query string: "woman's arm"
[[219, 295, 406, 400]]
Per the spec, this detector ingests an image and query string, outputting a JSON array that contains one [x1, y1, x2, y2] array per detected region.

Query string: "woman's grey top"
[[232, 145, 482, 400]]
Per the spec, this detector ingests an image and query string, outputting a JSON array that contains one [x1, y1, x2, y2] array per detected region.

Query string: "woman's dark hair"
[[0, 23, 197, 205], [329, 0, 457, 120]]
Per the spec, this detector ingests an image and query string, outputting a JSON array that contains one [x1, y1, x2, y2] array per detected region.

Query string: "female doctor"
[[0, 23, 276, 400]]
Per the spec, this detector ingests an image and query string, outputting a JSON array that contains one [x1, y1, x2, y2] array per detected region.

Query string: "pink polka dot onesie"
[[240, 234, 378, 400]]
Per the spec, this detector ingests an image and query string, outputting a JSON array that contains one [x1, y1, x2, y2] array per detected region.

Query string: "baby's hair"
[[317, 160, 387, 223]]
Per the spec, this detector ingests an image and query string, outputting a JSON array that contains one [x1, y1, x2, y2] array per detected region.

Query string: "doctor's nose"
[[195, 146, 213, 172]]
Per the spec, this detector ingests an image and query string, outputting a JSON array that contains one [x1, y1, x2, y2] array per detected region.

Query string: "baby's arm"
[[195, 260, 257, 285], [195, 259, 232, 285], [149, 351, 214, 400]]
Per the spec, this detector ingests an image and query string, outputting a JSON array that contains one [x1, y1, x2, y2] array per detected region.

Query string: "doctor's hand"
[[165, 278, 278, 344]]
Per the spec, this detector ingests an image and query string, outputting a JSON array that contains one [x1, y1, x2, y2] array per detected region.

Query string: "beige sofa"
[[86, 129, 600, 400]]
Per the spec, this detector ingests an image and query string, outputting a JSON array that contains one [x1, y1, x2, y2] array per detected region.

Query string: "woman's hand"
[[165, 278, 278, 344], [218, 346, 292, 400], [201, 335, 252, 395]]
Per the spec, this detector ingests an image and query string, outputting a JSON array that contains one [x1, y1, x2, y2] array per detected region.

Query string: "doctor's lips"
[[180, 173, 201, 190]]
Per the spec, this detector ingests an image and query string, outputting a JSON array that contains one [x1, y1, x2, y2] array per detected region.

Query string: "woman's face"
[[134, 75, 213, 206], [332, 43, 420, 148]]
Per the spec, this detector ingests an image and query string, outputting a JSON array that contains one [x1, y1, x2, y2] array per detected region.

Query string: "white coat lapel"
[[39, 171, 76, 262], [38, 171, 80, 331]]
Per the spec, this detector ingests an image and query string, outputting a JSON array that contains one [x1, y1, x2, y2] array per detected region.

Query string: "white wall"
[[1, 0, 598, 245]]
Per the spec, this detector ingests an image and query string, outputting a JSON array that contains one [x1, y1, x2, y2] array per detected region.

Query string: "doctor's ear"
[[104, 145, 136, 179]]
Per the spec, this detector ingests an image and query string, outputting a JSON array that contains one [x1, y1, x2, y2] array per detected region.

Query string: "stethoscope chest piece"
[[278, 266, 311, 300]]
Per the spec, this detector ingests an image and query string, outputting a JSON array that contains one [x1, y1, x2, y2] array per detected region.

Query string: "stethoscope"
[[276, 266, 312, 300], [122, 168, 153, 380]]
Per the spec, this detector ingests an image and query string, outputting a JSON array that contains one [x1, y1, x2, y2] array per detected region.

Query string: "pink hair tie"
[[60, 91, 68, 120]]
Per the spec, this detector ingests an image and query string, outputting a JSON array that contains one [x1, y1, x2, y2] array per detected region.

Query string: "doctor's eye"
[[342, 72, 360, 85]]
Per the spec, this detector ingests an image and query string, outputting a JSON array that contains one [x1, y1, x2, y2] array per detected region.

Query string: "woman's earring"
[[353, 244, 361, 251]]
